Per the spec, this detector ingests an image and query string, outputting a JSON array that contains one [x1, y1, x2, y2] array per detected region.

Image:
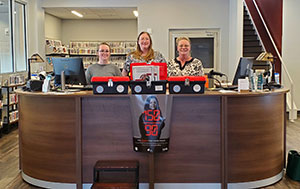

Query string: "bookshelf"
[[69, 41, 136, 69], [45, 39, 68, 56]]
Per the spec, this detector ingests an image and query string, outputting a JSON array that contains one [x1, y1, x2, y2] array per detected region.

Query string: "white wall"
[[45, 13, 62, 40], [27, 0, 45, 58], [61, 19, 137, 45], [283, 0, 300, 109], [228, 0, 243, 80], [138, 0, 230, 74]]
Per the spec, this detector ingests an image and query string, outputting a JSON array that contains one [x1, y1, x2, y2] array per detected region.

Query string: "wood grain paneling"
[[82, 96, 221, 183], [227, 94, 284, 182], [19, 95, 77, 183], [81, 96, 148, 183], [155, 96, 221, 183], [16, 90, 287, 187]]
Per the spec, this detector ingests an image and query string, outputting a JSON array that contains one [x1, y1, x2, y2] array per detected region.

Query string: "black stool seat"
[[93, 160, 139, 189]]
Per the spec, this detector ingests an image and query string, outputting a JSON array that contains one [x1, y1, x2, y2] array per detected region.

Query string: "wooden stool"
[[92, 160, 139, 189]]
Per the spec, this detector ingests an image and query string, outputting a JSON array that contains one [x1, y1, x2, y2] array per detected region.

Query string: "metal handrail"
[[252, 0, 296, 121]]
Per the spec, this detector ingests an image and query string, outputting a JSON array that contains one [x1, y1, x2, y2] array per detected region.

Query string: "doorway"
[[169, 29, 220, 73]]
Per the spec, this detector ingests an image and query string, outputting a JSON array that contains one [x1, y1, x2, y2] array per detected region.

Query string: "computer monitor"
[[52, 57, 87, 86], [232, 57, 254, 85]]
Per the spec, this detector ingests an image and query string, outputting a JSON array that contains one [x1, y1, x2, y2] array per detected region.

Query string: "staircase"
[[243, 6, 264, 57]]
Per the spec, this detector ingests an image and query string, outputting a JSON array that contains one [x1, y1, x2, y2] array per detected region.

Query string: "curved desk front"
[[17, 89, 287, 189]]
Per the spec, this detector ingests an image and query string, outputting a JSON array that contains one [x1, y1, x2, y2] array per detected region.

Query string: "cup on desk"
[[204, 75, 214, 89]]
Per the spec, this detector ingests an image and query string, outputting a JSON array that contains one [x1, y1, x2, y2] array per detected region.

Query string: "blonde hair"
[[176, 37, 191, 46], [131, 31, 154, 62]]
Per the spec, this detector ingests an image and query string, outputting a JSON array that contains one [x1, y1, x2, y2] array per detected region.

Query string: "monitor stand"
[[61, 71, 65, 91]]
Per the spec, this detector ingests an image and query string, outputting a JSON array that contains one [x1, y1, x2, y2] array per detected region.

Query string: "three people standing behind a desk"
[[86, 34, 204, 83], [85, 42, 121, 84]]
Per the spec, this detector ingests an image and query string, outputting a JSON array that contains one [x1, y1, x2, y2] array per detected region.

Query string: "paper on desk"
[[238, 79, 249, 92]]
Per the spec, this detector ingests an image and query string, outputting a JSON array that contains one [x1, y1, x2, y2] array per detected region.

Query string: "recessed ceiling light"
[[71, 10, 83, 18], [133, 10, 138, 17]]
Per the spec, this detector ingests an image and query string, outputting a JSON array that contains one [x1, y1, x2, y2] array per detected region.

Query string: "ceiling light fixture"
[[133, 10, 138, 17], [71, 10, 83, 18]]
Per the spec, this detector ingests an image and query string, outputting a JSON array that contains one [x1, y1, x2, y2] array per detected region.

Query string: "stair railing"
[[248, 0, 296, 121]]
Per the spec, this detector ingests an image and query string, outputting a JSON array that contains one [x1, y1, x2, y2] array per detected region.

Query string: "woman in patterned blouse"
[[122, 31, 166, 76], [168, 37, 204, 76]]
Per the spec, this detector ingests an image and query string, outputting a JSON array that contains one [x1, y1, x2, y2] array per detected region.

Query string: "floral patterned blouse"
[[168, 58, 204, 76], [123, 51, 166, 73]]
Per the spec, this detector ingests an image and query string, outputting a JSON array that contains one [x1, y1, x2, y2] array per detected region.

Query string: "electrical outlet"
[[5, 28, 9, 36]]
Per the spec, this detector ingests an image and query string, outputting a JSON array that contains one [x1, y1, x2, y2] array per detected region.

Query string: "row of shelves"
[[46, 40, 136, 56], [69, 41, 136, 55], [46, 40, 135, 69], [0, 85, 21, 136]]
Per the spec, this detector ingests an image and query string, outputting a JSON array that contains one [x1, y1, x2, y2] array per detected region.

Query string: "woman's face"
[[177, 39, 191, 56], [149, 98, 157, 110], [98, 44, 110, 61], [138, 33, 151, 52]]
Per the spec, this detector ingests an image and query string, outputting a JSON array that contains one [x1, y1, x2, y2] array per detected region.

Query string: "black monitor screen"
[[232, 57, 254, 85], [52, 57, 87, 86]]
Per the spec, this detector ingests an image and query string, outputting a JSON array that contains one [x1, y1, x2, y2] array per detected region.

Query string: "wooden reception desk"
[[17, 89, 287, 189]]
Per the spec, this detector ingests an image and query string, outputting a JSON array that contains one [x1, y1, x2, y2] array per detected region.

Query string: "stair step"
[[244, 35, 258, 40], [243, 41, 261, 47], [244, 25, 253, 30], [243, 52, 261, 58], [243, 38, 260, 42], [244, 14, 250, 20], [244, 30, 256, 35], [244, 20, 252, 25], [244, 46, 263, 52]]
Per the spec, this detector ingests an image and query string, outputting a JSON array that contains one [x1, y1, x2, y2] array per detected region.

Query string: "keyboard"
[[66, 85, 93, 90], [222, 85, 238, 90]]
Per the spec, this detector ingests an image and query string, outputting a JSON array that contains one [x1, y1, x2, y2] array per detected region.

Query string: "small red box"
[[129, 62, 167, 94], [130, 62, 167, 81], [91, 76, 130, 94], [167, 76, 206, 94]]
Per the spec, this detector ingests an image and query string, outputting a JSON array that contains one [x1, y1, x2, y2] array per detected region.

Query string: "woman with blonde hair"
[[168, 37, 204, 76], [122, 31, 166, 76]]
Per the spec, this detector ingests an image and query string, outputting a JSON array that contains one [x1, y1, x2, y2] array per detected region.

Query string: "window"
[[0, 0, 27, 73], [14, 1, 27, 72], [169, 29, 220, 73]]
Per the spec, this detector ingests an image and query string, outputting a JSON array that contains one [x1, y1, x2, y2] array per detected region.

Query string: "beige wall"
[[283, 0, 300, 109], [45, 13, 62, 40], [61, 19, 137, 45]]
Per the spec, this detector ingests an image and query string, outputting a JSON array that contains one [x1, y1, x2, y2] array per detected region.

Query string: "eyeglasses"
[[178, 45, 190, 48], [99, 50, 110, 53]]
